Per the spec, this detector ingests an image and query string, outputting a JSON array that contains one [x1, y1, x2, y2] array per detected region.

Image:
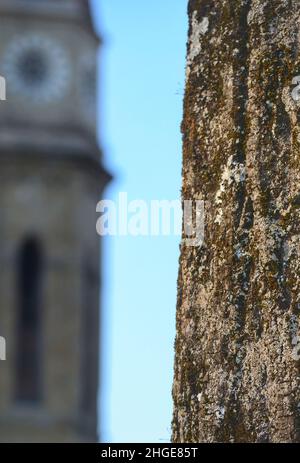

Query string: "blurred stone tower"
[[0, 0, 109, 442]]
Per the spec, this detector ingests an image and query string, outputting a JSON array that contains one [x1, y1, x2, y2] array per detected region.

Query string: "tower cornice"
[[0, 0, 100, 44], [0, 126, 111, 185]]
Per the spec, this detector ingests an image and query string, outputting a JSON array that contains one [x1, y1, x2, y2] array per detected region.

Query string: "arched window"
[[15, 238, 43, 403]]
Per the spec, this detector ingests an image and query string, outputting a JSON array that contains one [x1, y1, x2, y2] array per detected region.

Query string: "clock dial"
[[3, 34, 70, 104]]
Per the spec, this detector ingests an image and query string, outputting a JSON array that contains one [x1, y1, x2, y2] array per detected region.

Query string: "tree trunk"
[[172, 0, 300, 443]]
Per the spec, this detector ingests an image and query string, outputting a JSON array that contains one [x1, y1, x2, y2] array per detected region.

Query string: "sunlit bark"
[[172, 0, 300, 443]]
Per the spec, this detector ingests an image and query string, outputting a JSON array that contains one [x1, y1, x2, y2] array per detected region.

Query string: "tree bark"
[[172, 0, 300, 443]]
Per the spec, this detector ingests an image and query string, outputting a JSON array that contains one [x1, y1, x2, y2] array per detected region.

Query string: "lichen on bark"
[[172, 0, 300, 443]]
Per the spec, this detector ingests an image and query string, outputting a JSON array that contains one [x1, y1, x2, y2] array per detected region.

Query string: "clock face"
[[3, 34, 70, 104]]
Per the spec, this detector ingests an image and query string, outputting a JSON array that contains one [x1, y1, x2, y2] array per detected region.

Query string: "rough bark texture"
[[172, 0, 300, 443]]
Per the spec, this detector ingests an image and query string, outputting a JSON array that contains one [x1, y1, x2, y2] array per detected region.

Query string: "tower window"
[[15, 238, 43, 403]]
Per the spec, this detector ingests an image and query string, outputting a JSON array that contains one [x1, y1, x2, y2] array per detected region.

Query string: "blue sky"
[[92, 1, 188, 443]]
